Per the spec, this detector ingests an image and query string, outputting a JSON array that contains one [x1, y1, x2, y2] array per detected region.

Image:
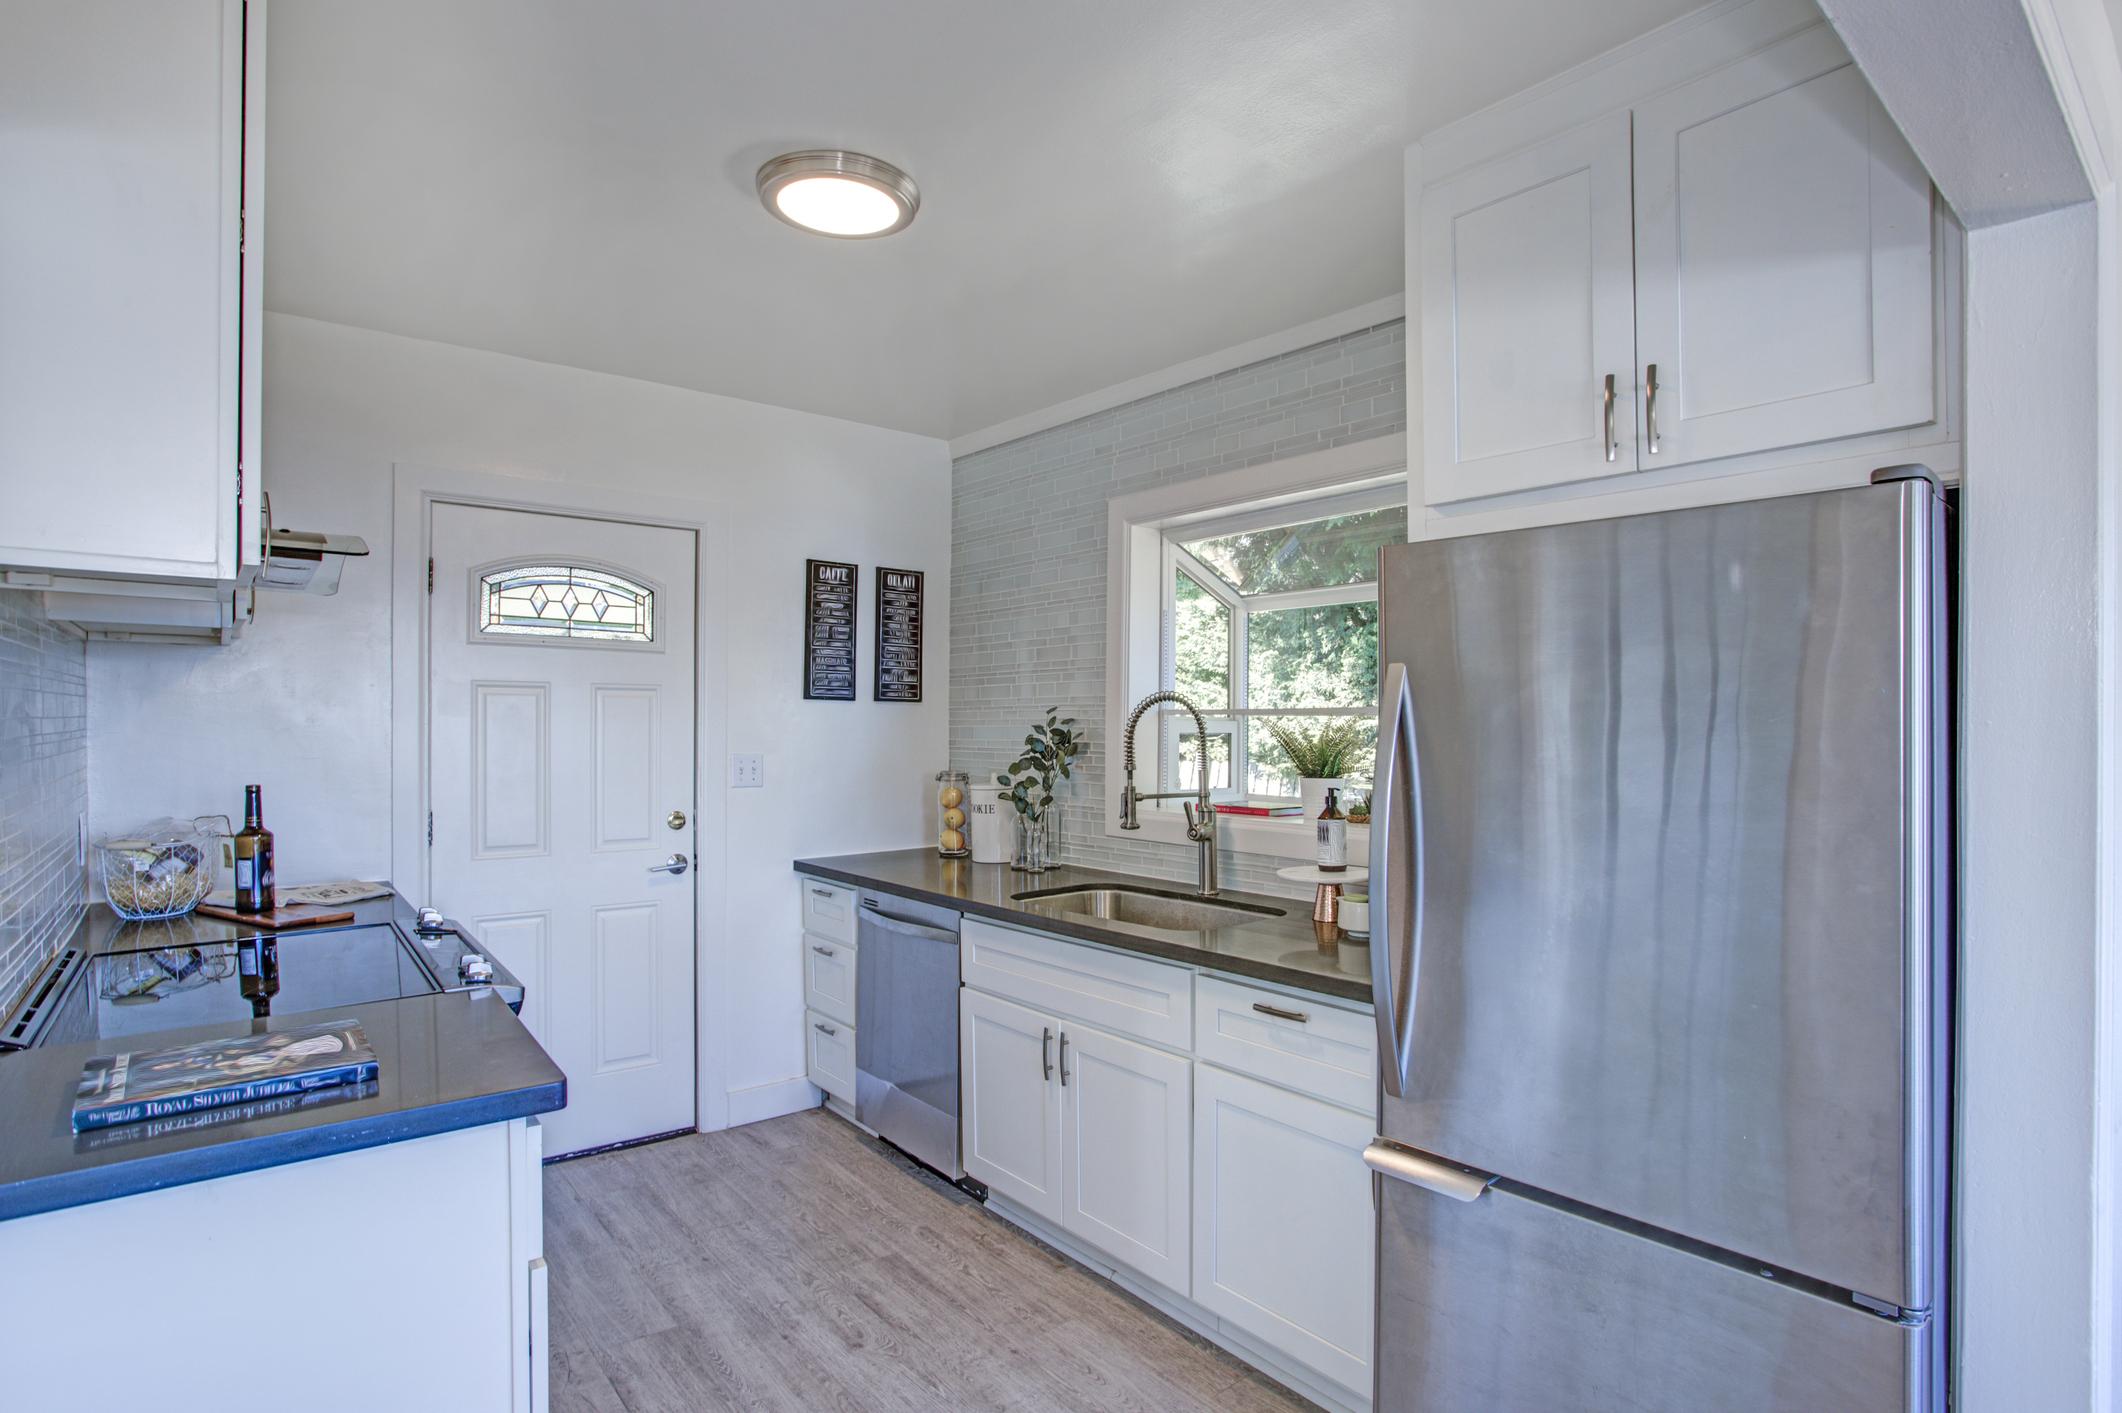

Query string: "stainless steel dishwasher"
[[855, 891, 962, 1178]]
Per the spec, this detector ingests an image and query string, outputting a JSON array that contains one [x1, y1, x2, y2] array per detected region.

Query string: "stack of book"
[[1214, 803, 1307, 818]]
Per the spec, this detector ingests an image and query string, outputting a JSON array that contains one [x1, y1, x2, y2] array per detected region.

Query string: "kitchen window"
[[1105, 435, 1408, 858], [1161, 490, 1403, 801]]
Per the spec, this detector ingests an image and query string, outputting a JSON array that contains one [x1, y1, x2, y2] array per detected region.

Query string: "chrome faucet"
[[1118, 690, 1219, 898]]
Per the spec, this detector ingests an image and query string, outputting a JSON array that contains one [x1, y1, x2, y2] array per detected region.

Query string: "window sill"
[[1106, 806, 1369, 865]]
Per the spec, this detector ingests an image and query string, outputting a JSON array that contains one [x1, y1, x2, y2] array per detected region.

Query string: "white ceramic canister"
[[967, 785, 1011, 864]]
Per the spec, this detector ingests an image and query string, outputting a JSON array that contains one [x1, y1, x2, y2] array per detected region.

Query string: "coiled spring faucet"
[[1118, 690, 1219, 898]]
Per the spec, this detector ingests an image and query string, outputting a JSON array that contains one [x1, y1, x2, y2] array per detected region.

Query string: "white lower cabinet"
[[1193, 1063, 1376, 1397], [961, 987, 1066, 1224], [961, 921, 1377, 1406], [961, 984, 1190, 1286], [1062, 1022, 1192, 1294]]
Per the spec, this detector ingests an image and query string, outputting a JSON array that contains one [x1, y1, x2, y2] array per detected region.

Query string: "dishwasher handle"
[[857, 899, 960, 947]]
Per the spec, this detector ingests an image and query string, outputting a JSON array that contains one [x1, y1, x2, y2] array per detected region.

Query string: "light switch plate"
[[730, 753, 765, 789]]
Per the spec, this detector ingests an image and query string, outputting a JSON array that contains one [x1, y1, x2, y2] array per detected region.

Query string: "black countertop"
[[793, 850, 1373, 1003], [0, 893, 565, 1222]]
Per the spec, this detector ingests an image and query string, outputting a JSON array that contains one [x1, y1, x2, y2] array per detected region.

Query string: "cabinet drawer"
[[961, 918, 1192, 1050], [803, 933, 857, 1025], [806, 1009, 856, 1104], [798, 877, 857, 944], [1193, 975, 1375, 1112]]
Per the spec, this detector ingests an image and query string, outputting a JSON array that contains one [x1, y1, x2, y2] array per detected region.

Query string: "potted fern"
[[1262, 718, 1369, 819]]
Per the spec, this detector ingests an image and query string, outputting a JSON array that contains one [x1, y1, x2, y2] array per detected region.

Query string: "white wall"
[[88, 311, 952, 1118]]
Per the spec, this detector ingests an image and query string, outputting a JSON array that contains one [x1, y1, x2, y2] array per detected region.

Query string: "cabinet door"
[[0, 0, 258, 582], [1632, 27, 1933, 468], [1420, 111, 1638, 504], [961, 988, 1064, 1224], [1060, 1022, 1191, 1294], [1193, 1065, 1375, 1395]]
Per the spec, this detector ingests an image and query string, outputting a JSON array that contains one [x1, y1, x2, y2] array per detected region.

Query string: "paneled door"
[[960, 988, 1064, 1224], [1060, 1022, 1191, 1293], [429, 502, 696, 1156], [1631, 27, 1933, 467], [1419, 111, 1638, 504]]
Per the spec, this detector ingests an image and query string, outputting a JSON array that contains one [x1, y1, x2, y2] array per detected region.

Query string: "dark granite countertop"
[[0, 893, 564, 1222], [793, 849, 1374, 1003]]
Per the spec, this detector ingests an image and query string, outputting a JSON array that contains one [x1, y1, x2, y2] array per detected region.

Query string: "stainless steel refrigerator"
[[1365, 472, 1948, 1411]]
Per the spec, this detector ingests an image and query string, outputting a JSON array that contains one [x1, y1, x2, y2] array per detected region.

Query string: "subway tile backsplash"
[[950, 319, 1406, 900], [0, 593, 87, 1009]]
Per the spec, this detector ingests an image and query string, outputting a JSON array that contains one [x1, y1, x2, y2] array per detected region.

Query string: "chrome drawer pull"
[[810, 887, 835, 900], [814, 1022, 837, 1037], [811, 945, 836, 957], [1252, 1002, 1309, 1023]]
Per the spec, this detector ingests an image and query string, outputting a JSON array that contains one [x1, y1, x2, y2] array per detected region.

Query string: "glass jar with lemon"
[[934, 769, 971, 858]]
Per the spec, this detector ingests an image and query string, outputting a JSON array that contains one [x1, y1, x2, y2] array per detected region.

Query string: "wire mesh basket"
[[98, 818, 222, 920]]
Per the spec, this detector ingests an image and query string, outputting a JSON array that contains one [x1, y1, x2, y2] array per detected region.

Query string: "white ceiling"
[[265, 0, 1702, 443]]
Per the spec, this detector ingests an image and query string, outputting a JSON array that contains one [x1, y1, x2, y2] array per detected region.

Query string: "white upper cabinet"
[[1415, 11, 1944, 513], [1631, 29, 1932, 467], [0, 0, 264, 585], [1421, 113, 1639, 504]]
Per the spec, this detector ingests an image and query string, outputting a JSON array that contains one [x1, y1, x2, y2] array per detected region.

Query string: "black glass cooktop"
[[39, 923, 440, 1050]]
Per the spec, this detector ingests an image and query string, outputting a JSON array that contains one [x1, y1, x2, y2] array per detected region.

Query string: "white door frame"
[[391, 461, 733, 1134]]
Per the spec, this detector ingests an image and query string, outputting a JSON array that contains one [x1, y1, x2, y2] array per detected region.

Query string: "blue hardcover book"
[[72, 1019, 379, 1132]]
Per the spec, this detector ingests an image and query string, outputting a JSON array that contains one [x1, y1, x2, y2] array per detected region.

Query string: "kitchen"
[[0, 1, 2113, 1410]]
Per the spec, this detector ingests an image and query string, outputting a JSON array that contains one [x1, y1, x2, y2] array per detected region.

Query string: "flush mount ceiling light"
[[756, 150, 920, 238]]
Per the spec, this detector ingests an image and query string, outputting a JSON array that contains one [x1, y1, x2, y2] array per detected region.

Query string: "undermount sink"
[[1010, 884, 1285, 933]]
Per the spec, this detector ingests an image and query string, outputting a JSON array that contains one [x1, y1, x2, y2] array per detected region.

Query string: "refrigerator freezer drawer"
[[1375, 1176, 1932, 1413]]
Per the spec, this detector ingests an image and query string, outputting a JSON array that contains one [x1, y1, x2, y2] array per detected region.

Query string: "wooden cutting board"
[[195, 901, 356, 931]]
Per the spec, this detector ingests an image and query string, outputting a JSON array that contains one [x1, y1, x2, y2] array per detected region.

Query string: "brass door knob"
[[667, 809, 688, 830]]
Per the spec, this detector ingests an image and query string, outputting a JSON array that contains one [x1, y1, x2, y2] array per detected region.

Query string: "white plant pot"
[[1297, 777, 1346, 820]]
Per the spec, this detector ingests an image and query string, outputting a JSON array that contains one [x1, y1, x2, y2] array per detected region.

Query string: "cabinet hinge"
[[239, 206, 247, 255], [427, 557, 435, 594]]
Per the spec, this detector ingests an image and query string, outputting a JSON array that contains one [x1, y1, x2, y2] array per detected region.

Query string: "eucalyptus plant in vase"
[[996, 708, 1082, 872], [1262, 717, 1370, 820]]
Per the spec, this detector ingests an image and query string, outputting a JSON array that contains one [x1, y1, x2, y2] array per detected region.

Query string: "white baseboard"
[[983, 1195, 1370, 1413], [723, 1076, 821, 1129]]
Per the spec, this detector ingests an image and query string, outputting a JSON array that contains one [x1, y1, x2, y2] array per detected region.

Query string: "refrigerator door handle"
[[1363, 1139, 1494, 1202], [1371, 661, 1421, 1096]]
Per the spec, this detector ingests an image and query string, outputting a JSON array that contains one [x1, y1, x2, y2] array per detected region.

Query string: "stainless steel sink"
[[1010, 884, 1285, 933]]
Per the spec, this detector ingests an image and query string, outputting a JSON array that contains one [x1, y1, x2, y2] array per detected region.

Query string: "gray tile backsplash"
[[0, 593, 87, 1008], [950, 319, 1406, 900]]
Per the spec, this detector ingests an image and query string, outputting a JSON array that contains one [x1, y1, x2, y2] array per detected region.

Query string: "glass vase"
[[1011, 812, 1052, 873]]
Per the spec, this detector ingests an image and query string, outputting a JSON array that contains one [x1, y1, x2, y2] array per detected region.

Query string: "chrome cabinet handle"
[[1371, 663, 1421, 1098], [1363, 1140, 1493, 1203], [1601, 373, 1617, 462], [1251, 1002, 1309, 1024], [1644, 363, 1660, 455], [1059, 1031, 1071, 1086], [811, 944, 836, 957], [648, 853, 690, 875], [810, 886, 834, 899], [1042, 1026, 1054, 1081], [814, 1022, 837, 1037]]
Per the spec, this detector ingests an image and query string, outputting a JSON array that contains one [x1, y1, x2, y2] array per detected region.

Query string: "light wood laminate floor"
[[546, 1107, 1316, 1412]]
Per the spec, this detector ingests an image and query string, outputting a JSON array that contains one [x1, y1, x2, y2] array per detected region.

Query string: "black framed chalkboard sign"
[[803, 558, 858, 701], [874, 566, 924, 702]]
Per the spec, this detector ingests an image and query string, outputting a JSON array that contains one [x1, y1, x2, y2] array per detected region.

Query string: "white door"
[[1420, 110, 1638, 504], [429, 501, 697, 1156], [1061, 1022, 1191, 1293], [961, 988, 1064, 1223], [1631, 27, 1933, 467], [1192, 1064, 1374, 1395]]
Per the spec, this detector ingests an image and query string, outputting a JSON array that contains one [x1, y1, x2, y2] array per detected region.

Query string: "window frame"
[[1104, 434, 1407, 862], [463, 555, 667, 652]]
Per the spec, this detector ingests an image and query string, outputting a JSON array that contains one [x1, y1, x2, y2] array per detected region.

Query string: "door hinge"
[[427, 557, 435, 594], [426, 811, 434, 846], [239, 206, 247, 255]]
